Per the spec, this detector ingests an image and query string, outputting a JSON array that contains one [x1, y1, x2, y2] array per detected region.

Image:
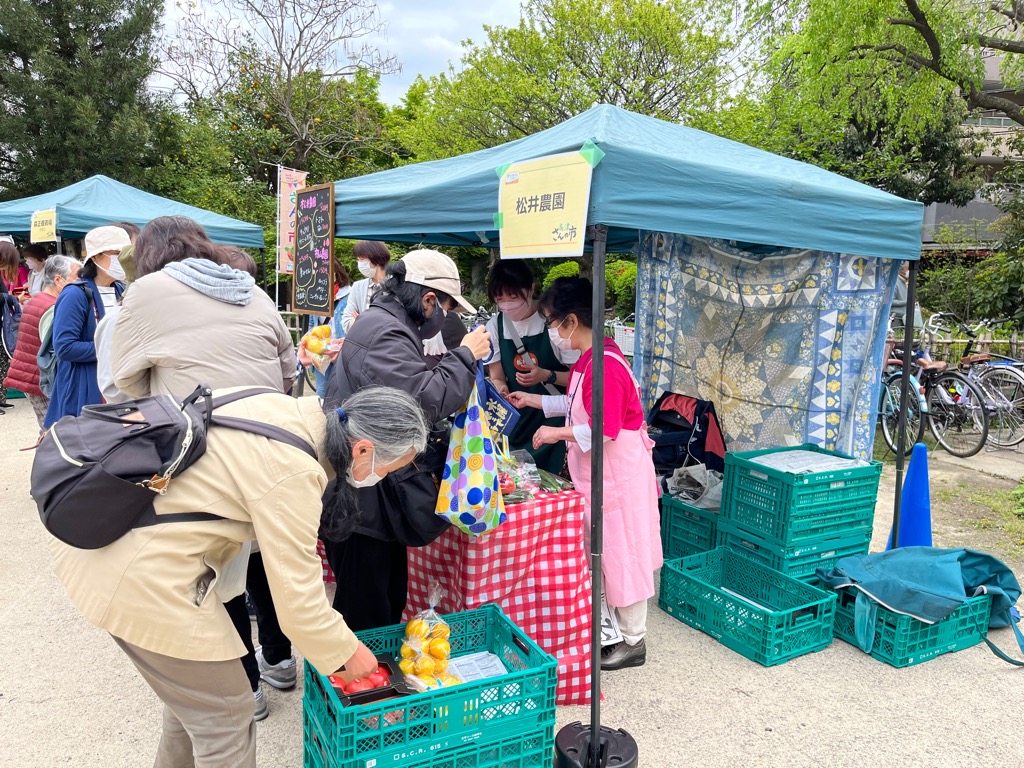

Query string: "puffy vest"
[[4, 291, 56, 397]]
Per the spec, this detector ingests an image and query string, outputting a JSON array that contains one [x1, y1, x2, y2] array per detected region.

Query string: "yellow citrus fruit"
[[441, 674, 462, 687], [427, 638, 450, 659], [417, 673, 438, 689], [406, 618, 430, 640], [413, 655, 436, 676], [432, 657, 448, 675], [399, 643, 417, 660], [305, 335, 326, 355], [429, 622, 450, 640], [311, 325, 331, 339], [398, 658, 415, 676]]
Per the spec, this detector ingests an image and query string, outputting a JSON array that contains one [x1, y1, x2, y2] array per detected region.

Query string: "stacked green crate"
[[717, 444, 881, 582], [661, 496, 718, 559], [302, 605, 557, 768]]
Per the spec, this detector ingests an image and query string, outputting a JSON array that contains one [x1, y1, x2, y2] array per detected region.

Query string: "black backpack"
[[31, 385, 316, 549]]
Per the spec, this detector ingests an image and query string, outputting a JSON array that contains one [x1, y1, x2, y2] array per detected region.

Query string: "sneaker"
[[600, 639, 646, 671], [256, 647, 297, 690], [253, 684, 269, 722]]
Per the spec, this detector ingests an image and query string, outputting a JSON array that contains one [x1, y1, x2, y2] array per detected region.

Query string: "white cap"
[[401, 249, 474, 314], [84, 226, 132, 261]]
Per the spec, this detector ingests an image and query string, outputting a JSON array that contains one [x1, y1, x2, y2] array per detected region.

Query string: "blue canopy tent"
[[0, 175, 265, 248], [332, 105, 924, 765]]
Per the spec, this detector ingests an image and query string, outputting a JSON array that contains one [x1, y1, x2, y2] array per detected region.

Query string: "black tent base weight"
[[556, 722, 639, 768]]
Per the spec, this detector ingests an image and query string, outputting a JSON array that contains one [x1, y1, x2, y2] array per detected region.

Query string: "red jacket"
[[5, 291, 56, 397]]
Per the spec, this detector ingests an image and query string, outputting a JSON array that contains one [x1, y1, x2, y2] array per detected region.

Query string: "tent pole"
[[55, 233, 63, 256], [892, 259, 918, 546], [589, 224, 607, 768], [259, 248, 267, 292]]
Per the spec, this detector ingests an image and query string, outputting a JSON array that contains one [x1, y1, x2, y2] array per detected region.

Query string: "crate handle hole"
[[790, 606, 819, 626], [511, 634, 532, 655]]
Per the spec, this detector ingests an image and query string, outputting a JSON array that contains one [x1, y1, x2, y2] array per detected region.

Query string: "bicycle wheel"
[[978, 366, 1024, 447], [926, 372, 989, 458], [879, 373, 925, 455]]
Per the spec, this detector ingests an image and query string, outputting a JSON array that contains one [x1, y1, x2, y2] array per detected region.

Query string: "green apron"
[[498, 313, 569, 473]]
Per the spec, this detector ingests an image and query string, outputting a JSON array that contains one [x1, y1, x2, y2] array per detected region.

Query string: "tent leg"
[[892, 259, 918, 547], [259, 248, 267, 292], [589, 224, 607, 768]]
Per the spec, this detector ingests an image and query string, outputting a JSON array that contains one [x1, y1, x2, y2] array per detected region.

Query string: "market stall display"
[[406, 489, 592, 705]]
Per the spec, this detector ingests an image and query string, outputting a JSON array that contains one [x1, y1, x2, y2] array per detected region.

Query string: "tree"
[[718, 67, 985, 206], [758, 0, 1024, 130], [164, 0, 400, 174], [0, 0, 164, 196], [401, 0, 736, 160]]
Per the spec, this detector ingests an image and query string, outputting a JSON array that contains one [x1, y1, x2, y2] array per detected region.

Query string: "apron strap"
[[500, 313, 560, 396]]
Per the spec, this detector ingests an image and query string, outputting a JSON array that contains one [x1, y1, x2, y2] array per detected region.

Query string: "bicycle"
[[882, 323, 990, 458], [927, 314, 1024, 448]]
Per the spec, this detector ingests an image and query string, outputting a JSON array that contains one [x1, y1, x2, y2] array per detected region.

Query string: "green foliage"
[[0, 0, 164, 196], [541, 261, 581, 290], [401, 0, 735, 160], [917, 256, 982, 324], [606, 261, 638, 315], [717, 46, 984, 205]]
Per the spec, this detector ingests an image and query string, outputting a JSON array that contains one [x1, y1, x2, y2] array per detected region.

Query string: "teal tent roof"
[[333, 105, 923, 260], [0, 175, 265, 248]]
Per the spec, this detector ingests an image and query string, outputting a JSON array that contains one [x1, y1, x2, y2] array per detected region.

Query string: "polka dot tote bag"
[[435, 367, 508, 535]]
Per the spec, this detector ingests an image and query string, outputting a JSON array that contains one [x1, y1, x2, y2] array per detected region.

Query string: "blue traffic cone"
[[887, 442, 932, 549]]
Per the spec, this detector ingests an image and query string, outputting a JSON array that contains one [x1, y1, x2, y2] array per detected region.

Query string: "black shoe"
[[600, 639, 646, 671]]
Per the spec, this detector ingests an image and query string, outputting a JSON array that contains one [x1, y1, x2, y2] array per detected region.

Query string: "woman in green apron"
[[485, 260, 579, 473]]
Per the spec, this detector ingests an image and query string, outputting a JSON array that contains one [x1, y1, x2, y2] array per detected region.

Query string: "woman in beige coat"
[[51, 386, 428, 768]]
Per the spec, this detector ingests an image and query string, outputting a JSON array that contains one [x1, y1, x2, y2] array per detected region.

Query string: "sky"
[[371, 0, 524, 104]]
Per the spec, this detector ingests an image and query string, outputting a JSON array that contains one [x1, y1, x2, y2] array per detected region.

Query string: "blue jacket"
[[44, 278, 124, 427]]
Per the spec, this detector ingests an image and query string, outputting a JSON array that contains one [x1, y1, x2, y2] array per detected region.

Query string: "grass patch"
[[968, 485, 1024, 548]]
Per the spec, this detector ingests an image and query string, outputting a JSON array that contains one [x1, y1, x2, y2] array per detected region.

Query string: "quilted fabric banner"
[[635, 233, 899, 459]]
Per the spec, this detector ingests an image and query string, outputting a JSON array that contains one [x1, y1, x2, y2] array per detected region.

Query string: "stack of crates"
[[303, 605, 557, 768], [717, 444, 882, 582]]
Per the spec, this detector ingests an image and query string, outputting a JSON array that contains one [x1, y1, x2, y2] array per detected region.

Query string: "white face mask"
[[357, 260, 376, 279], [26, 259, 42, 273], [347, 449, 384, 488], [548, 323, 574, 351], [100, 254, 126, 281]]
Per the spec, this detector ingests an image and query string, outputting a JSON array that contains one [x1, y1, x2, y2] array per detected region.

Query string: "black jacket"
[[324, 294, 477, 544]]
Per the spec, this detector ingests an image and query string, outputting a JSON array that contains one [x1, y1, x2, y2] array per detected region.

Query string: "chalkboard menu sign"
[[292, 183, 335, 316]]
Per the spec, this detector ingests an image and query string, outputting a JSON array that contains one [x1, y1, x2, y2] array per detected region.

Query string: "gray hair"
[[42, 255, 83, 288], [320, 386, 429, 541]]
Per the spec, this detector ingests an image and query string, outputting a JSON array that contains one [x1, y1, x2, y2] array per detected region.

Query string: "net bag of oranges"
[[399, 583, 463, 691], [301, 324, 336, 374]]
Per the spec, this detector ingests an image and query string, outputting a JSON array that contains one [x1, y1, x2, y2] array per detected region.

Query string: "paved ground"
[[2, 400, 1023, 768]]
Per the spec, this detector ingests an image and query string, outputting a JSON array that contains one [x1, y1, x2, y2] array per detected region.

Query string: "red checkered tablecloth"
[[405, 490, 593, 705], [316, 540, 335, 584]]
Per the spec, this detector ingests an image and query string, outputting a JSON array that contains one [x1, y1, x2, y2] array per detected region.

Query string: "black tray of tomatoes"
[[327, 653, 415, 707]]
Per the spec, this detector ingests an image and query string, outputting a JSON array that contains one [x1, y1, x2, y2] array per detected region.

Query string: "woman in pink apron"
[[508, 276, 662, 670]]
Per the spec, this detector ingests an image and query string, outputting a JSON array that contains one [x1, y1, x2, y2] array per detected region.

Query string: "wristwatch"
[[545, 369, 557, 385]]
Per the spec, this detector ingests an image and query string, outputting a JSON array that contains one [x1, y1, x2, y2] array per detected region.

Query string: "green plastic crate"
[[661, 496, 718, 559], [830, 587, 992, 668], [304, 716, 555, 768], [302, 604, 557, 768], [659, 547, 836, 666], [722, 444, 881, 546], [716, 518, 871, 582]]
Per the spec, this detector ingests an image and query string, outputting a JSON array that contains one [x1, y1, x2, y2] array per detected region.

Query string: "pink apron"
[[567, 349, 663, 608]]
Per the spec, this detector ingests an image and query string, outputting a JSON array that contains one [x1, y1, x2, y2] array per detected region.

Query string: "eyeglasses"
[[543, 315, 568, 331]]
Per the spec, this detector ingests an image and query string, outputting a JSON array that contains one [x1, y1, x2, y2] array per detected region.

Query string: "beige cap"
[[401, 249, 475, 313], [84, 226, 132, 261]]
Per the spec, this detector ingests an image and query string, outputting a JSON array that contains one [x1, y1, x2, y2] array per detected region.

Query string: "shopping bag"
[[435, 370, 508, 535], [479, 364, 520, 437]]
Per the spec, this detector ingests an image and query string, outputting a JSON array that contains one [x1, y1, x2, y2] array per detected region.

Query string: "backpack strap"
[[210, 415, 316, 459]]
